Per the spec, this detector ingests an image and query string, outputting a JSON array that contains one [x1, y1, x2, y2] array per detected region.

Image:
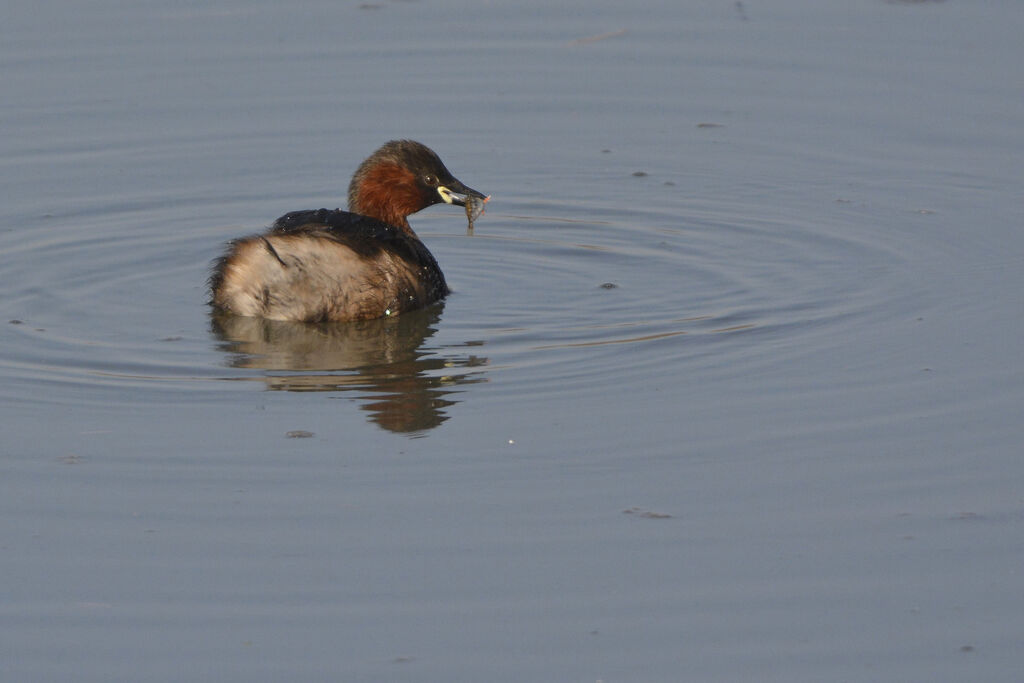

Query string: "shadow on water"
[[210, 303, 488, 434]]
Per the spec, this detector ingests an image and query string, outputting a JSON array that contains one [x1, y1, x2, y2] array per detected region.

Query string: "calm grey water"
[[3, 0, 1023, 681]]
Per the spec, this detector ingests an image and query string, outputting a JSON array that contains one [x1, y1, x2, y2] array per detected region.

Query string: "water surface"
[[2, 1, 1023, 681]]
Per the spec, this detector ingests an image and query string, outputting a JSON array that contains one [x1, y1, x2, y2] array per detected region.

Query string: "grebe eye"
[[423, 174, 437, 186]]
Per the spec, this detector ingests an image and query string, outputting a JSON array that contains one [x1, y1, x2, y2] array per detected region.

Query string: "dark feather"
[[270, 208, 445, 277]]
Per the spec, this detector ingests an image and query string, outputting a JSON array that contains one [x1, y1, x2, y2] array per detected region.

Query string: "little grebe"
[[209, 140, 488, 322]]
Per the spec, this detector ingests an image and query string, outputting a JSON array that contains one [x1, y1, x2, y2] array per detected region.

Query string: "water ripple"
[[0, 193, 914, 427]]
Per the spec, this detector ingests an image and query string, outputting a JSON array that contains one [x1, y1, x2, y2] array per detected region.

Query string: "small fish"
[[465, 194, 490, 232]]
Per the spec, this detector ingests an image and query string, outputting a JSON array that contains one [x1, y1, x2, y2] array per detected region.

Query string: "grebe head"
[[347, 140, 487, 231]]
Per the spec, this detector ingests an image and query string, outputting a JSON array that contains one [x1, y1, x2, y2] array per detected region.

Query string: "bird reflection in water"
[[210, 303, 487, 434]]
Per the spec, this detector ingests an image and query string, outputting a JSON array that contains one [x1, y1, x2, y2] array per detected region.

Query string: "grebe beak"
[[437, 179, 489, 207]]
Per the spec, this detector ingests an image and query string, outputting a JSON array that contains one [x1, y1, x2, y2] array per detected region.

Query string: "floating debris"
[[569, 28, 627, 46], [623, 507, 673, 519]]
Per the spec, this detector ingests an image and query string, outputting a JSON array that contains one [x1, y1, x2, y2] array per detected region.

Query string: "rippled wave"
[[0, 192, 914, 430]]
